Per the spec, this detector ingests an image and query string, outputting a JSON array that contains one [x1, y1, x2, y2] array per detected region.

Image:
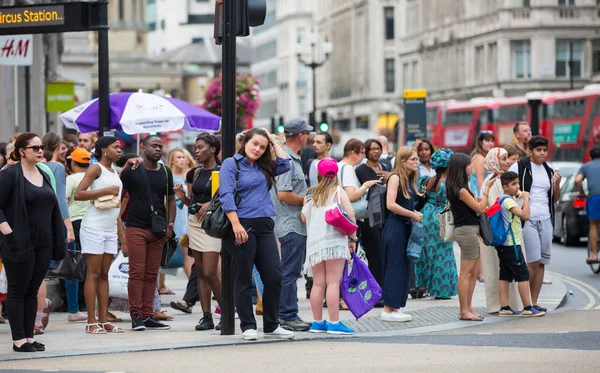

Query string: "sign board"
[[0, 5, 65, 29], [498, 125, 516, 146], [553, 123, 580, 145], [0, 2, 108, 36], [403, 90, 427, 144], [444, 129, 470, 147], [46, 81, 75, 113], [0, 34, 32, 65]]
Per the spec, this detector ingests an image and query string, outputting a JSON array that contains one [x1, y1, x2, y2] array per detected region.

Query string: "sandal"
[[96, 310, 123, 323], [159, 287, 175, 295], [170, 301, 193, 314], [34, 325, 44, 335], [458, 315, 485, 321], [153, 310, 174, 321], [99, 322, 124, 333], [86, 323, 107, 334], [41, 298, 51, 330]]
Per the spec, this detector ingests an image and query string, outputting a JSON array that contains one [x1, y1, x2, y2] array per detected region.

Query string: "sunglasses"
[[26, 145, 45, 152]]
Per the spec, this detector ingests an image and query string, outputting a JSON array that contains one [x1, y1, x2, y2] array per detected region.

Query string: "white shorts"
[[80, 225, 118, 255]]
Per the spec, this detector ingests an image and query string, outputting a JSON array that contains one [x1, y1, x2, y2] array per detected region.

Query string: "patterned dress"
[[415, 178, 458, 298]]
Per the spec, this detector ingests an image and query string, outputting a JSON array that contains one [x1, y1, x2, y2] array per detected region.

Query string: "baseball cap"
[[317, 157, 338, 178], [284, 118, 313, 136], [68, 148, 91, 164]]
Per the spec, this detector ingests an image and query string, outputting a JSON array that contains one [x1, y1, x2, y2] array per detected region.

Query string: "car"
[[553, 174, 589, 246], [547, 161, 582, 189]]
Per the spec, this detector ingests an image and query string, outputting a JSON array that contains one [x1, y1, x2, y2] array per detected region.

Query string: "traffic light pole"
[[299, 41, 330, 130], [220, 0, 237, 336]]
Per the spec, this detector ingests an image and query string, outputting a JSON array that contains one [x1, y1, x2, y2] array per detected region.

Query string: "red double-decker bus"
[[435, 99, 495, 152], [541, 86, 600, 162], [488, 96, 531, 147], [426, 100, 455, 147]]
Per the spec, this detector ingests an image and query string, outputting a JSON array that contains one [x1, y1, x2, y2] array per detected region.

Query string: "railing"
[[512, 9, 530, 19], [558, 6, 579, 19]]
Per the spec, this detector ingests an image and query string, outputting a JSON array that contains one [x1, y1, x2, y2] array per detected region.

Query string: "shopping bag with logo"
[[108, 252, 129, 298], [438, 203, 455, 242], [340, 252, 382, 320]]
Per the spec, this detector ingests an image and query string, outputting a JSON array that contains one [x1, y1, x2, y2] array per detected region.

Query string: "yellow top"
[[502, 197, 522, 246]]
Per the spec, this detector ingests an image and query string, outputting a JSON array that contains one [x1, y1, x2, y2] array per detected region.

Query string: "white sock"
[[329, 320, 339, 325], [314, 319, 324, 323]]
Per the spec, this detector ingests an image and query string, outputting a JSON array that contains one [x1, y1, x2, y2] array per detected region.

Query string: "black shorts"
[[496, 245, 530, 283]]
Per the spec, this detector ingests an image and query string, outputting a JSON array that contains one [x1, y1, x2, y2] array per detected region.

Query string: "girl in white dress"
[[301, 157, 356, 335]]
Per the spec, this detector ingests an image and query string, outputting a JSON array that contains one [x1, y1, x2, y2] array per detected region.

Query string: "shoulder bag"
[[438, 202, 455, 242], [202, 159, 241, 239], [342, 164, 368, 220], [324, 187, 358, 236], [48, 243, 87, 282], [140, 164, 169, 237]]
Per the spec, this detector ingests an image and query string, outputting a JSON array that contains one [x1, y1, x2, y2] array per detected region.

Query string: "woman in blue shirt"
[[220, 128, 293, 341]]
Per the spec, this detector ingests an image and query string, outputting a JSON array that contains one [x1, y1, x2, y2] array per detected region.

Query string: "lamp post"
[[297, 32, 333, 129]]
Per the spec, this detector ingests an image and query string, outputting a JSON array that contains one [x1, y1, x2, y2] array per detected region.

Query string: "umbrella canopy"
[[60, 91, 221, 134]]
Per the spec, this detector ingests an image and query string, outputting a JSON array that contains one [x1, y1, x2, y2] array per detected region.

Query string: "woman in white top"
[[413, 138, 437, 179], [301, 157, 356, 335], [479, 148, 524, 314], [75, 136, 123, 334], [338, 139, 379, 217]]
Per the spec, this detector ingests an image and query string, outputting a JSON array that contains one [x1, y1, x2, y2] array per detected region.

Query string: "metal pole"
[[25, 66, 31, 132], [569, 41, 574, 90], [220, 0, 236, 336], [97, 25, 110, 136]]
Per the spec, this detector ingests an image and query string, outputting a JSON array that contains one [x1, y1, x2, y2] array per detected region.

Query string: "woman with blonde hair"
[[301, 158, 356, 335], [381, 147, 423, 323]]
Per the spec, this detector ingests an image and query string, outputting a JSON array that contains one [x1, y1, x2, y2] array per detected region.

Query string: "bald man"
[[377, 135, 395, 170]]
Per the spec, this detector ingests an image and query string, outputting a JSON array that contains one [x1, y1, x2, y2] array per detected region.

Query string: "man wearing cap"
[[64, 148, 92, 320], [271, 118, 313, 332]]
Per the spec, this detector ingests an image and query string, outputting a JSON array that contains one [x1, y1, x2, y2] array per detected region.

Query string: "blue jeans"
[[253, 265, 264, 296], [65, 279, 79, 314], [278, 232, 307, 321]]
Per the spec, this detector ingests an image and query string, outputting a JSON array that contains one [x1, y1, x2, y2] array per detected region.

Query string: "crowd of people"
[[0, 118, 578, 353]]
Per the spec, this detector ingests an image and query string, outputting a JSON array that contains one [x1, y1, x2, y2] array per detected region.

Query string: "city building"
[[397, 0, 600, 100]]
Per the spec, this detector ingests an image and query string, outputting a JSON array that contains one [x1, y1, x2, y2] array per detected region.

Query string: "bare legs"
[[309, 259, 346, 322], [191, 251, 221, 313], [458, 258, 481, 319], [588, 220, 599, 262], [85, 254, 114, 331], [527, 261, 544, 306]]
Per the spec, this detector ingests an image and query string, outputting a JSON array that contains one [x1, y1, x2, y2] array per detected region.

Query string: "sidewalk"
[[0, 250, 568, 362]]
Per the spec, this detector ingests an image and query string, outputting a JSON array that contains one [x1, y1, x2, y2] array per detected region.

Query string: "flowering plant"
[[204, 71, 261, 129]]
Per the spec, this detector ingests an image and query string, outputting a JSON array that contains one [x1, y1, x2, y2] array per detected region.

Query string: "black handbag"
[[160, 233, 178, 267], [479, 213, 493, 246], [201, 159, 241, 239], [140, 165, 169, 238], [48, 248, 86, 282]]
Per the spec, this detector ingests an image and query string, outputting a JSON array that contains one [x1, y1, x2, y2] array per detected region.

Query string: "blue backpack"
[[485, 196, 517, 250]]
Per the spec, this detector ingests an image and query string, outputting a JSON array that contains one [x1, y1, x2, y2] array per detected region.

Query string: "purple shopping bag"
[[340, 252, 382, 320]]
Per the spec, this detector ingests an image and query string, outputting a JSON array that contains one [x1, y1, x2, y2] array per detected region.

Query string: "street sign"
[[403, 90, 427, 144], [0, 2, 108, 36], [553, 123, 581, 145], [0, 34, 32, 65], [46, 81, 75, 112]]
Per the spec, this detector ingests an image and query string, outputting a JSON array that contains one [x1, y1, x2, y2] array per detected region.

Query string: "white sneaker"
[[264, 326, 295, 339], [242, 329, 258, 341], [381, 310, 412, 322]]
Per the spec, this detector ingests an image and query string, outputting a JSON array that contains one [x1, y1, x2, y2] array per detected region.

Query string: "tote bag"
[[341, 165, 368, 220], [108, 252, 129, 298], [439, 204, 456, 242], [340, 252, 382, 320], [47, 248, 87, 282]]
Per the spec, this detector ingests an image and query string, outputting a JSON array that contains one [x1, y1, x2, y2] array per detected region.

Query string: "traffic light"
[[277, 116, 285, 134], [270, 117, 276, 134], [214, 0, 267, 45], [319, 112, 329, 133]]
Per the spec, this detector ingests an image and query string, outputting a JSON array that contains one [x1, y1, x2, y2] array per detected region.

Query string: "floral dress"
[[415, 177, 458, 298]]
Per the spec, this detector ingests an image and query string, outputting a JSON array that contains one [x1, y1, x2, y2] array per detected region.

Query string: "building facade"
[[397, 0, 600, 100]]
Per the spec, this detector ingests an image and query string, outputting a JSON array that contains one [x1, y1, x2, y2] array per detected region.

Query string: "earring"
[[104, 152, 107, 157]]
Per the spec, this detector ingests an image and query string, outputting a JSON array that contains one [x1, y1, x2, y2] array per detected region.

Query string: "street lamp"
[[297, 31, 333, 129]]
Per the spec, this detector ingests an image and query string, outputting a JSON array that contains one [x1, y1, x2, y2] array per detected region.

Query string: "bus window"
[[552, 148, 583, 162], [443, 111, 473, 126], [548, 99, 587, 119], [495, 105, 528, 122], [426, 107, 439, 125], [480, 109, 493, 125]]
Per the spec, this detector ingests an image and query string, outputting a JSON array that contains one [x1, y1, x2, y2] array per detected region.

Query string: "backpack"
[[485, 196, 516, 248], [367, 183, 387, 228]]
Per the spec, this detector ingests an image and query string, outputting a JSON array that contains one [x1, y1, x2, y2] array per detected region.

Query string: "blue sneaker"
[[326, 321, 355, 335], [522, 307, 545, 317], [309, 320, 328, 333], [498, 308, 521, 317]]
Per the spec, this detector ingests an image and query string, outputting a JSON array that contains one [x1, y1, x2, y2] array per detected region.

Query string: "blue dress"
[[381, 183, 414, 309], [415, 178, 458, 298]]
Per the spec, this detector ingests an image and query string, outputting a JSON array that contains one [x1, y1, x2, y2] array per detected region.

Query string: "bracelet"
[[348, 237, 358, 243]]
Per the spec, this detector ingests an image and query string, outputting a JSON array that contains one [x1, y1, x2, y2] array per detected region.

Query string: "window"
[[592, 39, 600, 74], [548, 99, 587, 119], [253, 40, 277, 63], [118, 0, 124, 21], [297, 61, 307, 87], [522, 0, 531, 7], [426, 107, 439, 125], [556, 40, 583, 78], [256, 100, 278, 120], [257, 70, 277, 90], [488, 42, 498, 81], [402, 62, 410, 89], [558, 0, 576, 6], [160, 19, 165, 30], [297, 28, 306, 45], [356, 115, 370, 130], [495, 105, 528, 122], [187, 14, 215, 24], [474, 45, 484, 82], [298, 96, 307, 117], [512, 40, 531, 78], [385, 59, 395, 93], [443, 111, 473, 126], [384, 7, 395, 40]]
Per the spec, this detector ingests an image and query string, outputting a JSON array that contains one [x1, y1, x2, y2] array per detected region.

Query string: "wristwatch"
[[348, 237, 358, 243]]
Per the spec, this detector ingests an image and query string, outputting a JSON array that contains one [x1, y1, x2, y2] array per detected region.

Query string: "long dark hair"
[[430, 166, 447, 192], [42, 132, 61, 162], [238, 128, 276, 189], [11, 132, 39, 162], [446, 153, 471, 198]]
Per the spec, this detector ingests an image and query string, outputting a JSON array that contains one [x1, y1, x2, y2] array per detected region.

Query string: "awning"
[[375, 114, 399, 130]]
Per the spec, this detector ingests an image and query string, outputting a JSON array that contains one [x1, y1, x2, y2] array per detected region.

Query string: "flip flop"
[[586, 258, 600, 264], [159, 287, 175, 295], [170, 301, 193, 314], [459, 315, 484, 321]]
